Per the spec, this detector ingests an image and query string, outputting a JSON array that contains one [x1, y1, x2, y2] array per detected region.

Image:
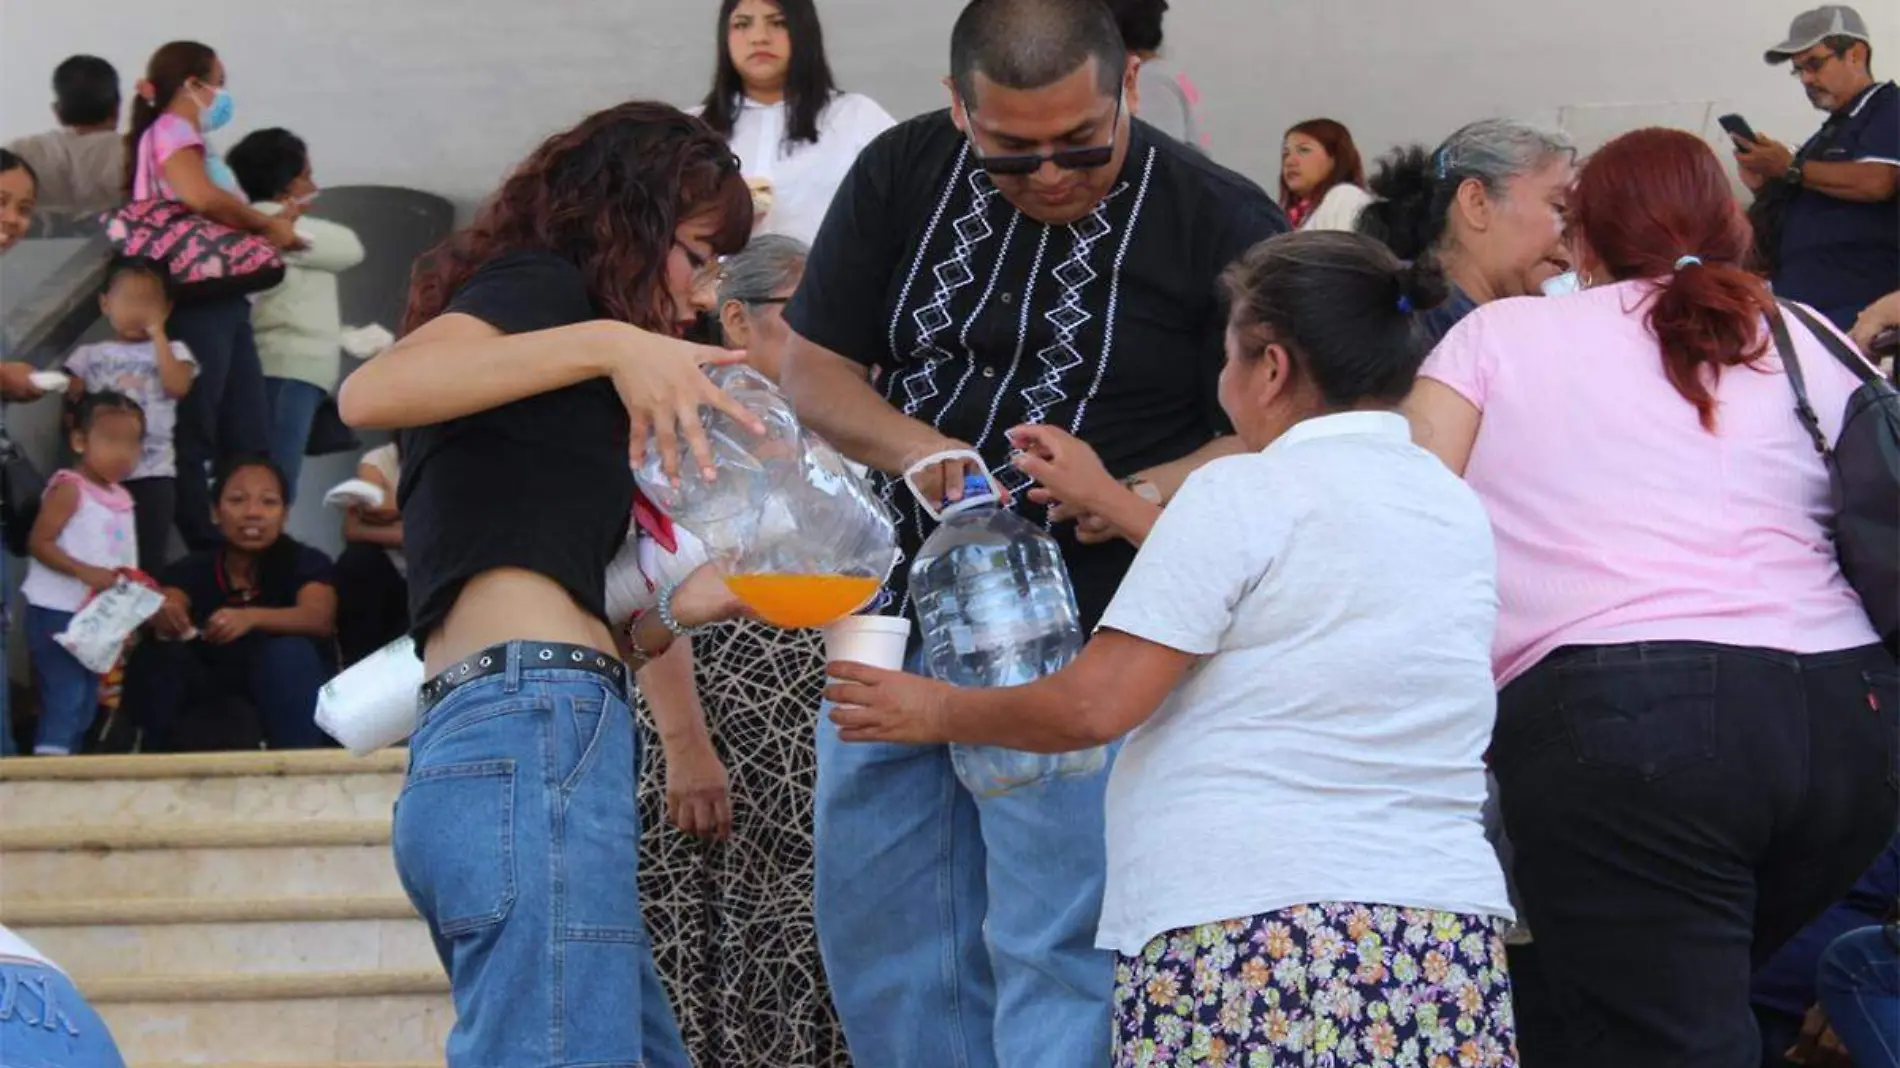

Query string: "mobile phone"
[[1718, 113, 1760, 145]]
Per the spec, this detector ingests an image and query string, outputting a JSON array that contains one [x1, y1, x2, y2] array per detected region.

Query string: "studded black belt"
[[417, 641, 628, 716]]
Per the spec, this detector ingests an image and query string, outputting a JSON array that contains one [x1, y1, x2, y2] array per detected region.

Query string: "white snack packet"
[[55, 579, 165, 674], [316, 636, 425, 754]]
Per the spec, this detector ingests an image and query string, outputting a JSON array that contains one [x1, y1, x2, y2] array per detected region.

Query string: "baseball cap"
[[1764, 5, 1871, 64]]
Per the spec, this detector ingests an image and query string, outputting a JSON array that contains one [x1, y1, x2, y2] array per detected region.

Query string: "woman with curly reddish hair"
[[1407, 127, 1896, 1068], [338, 101, 762, 1068]]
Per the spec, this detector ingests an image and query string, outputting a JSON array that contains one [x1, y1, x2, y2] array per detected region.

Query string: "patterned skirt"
[[1115, 902, 1516, 1068], [634, 621, 850, 1068]]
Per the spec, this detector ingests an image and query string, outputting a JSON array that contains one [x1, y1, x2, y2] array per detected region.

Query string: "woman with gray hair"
[[1360, 119, 1578, 344], [632, 239, 851, 1067]]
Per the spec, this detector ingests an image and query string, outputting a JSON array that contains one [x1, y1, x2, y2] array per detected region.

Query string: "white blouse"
[[715, 92, 896, 246], [1299, 182, 1375, 232]]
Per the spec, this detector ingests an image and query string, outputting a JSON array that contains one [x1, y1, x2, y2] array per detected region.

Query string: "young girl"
[[65, 256, 197, 570], [22, 392, 144, 755], [827, 231, 1519, 1066]]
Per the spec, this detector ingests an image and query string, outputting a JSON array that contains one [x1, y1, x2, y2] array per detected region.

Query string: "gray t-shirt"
[[1134, 59, 1206, 155], [5, 128, 124, 220]]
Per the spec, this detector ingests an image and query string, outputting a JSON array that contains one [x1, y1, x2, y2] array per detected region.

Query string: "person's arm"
[[828, 630, 1196, 752], [27, 480, 118, 592], [278, 212, 366, 273], [621, 563, 752, 668], [636, 638, 733, 841], [337, 314, 752, 484], [151, 586, 194, 638], [1404, 379, 1482, 476], [1009, 424, 1164, 546], [1130, 437, 1249, 504], [1736, 136, 1900, 204], [342, 463, 403, 547], [159, 148, 300, 247], [779, 333, 958, 476], [150, 325, 194, 399], [0, 362, 47, 403], [206, 580, 337, 643], [1851, 290, 1900, 354]]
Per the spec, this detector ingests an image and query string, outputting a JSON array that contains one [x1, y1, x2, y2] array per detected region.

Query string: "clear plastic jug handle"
[[901, 448, 996, 523]]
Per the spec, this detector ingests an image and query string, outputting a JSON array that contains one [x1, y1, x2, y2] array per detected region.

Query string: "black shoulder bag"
[[1768, 301, 1900, 652]]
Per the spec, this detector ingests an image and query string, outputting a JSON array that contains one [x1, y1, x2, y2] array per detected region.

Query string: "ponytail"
[[123, 41, 217, 198], [1572, 127, 1772, 431]]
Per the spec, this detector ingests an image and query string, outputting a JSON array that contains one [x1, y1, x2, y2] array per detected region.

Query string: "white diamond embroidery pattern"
[[997, 202, 1115, 494], [896, 170, 998, 420]]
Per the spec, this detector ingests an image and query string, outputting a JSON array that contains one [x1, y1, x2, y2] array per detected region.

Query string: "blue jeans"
[[263, 377, 325, 503], [1818, 926, 1900, 1068], [391, 645, 688, 1067], [0, 960, 127, 1068], [813, 657, 1115, 1068], [24, 607, 96, 755]]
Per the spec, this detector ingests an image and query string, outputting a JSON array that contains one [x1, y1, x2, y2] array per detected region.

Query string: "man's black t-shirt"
[[397, 252, 634, 651], [785, 111, 1287, 628]]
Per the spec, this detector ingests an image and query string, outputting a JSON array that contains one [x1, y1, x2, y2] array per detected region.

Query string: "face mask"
[[291, 188, 319, 207], [1540, 271, 1582, 297], [196, 86, 234, 132]]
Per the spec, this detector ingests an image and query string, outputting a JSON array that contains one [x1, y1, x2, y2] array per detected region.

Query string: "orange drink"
[[724, 573, 882, 629]]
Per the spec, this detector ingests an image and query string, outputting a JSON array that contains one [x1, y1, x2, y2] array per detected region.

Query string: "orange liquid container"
[[724, 573, 882, 629]]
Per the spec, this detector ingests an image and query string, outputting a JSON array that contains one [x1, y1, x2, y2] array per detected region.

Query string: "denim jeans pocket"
[[393, 759, 517, 936], [1555, 654, 1720, 781], [1866, 667, 1900, 791]]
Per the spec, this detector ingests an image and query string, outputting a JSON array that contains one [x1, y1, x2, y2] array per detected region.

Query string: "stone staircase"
[[0, 749, 451, 1066]]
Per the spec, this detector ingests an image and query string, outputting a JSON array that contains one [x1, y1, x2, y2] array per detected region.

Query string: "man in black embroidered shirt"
[[779, 0, 1285, 1063]]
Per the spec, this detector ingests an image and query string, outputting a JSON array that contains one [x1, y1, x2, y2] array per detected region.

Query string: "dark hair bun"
[[1357, 145, 1437, 261], [1396, 259, 1450, 316]]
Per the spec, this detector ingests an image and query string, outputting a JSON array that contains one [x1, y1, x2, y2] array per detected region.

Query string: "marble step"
[[13, 912, 435, 979], [0, 820, 402, 904], [0, 750, 406, 831], [93, 971, 452, 1064]]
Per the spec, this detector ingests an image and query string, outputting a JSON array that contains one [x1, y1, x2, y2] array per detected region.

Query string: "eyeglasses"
[[734, 295, 790, 306], [968, 94, 1123, 177], [1790, 51, 1840, 77]]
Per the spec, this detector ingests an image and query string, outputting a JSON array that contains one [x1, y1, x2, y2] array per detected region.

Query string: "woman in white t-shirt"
[[696, 0, 894, 246], [827, 230, 1518, 1066]]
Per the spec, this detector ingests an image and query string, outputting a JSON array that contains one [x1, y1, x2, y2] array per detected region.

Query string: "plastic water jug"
[[634, 366, 898, 629], [905, 451, 1107, 796]]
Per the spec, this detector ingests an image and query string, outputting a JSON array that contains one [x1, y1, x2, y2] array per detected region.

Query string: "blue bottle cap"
[[963, 473, 992, 497]]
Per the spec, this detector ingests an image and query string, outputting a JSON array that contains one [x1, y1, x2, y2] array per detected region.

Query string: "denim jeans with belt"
[[813, 652, 1116, 1068], [1494, 640, 1898, 1068], [392, 642, 688, 1067], [0, 959, 126, 1068]]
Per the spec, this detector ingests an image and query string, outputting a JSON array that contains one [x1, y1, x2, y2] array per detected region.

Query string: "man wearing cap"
[[1735, 5, 1898, 330]]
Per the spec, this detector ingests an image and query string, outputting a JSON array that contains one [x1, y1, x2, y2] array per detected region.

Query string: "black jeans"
[[123, 476, 175, 573], [168, 297, 271, 551], [1494, 640, 1899, 1068], [333, 542, 409, 667]]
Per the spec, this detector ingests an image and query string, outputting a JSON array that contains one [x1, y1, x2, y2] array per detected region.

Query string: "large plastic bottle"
[[909, 471, 1108, 796]]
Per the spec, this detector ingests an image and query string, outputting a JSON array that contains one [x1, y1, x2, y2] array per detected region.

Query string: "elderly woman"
[[630, 234, 849, 1067], [1359, 119, 1577, 344]]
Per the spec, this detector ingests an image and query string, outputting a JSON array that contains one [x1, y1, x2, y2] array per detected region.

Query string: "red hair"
[[1278, 118, 1366, 210], [1570, 127, 1773, 430], [404, 101, 751, 336]]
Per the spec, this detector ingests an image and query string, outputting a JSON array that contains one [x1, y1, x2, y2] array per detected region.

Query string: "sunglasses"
[[969, 94, 1123, 177]]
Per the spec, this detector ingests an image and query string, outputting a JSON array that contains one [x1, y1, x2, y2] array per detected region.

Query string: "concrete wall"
[[6, 0, 1896, 208]]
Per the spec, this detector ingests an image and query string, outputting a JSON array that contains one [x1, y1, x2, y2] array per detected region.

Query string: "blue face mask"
[[1540, 271, 1582, 297], [197, 86, 234, 133]]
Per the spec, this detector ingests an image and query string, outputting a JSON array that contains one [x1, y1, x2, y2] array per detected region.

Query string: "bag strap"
[[1782, 299, 1886, 388], [1767, 302, 1831, 460]]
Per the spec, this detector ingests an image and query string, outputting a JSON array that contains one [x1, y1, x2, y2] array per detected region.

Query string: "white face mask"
[[1540, 271, 1582, 297]]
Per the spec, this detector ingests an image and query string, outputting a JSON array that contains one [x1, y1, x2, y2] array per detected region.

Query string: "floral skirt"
[[1115, 902, 1517, 1067]]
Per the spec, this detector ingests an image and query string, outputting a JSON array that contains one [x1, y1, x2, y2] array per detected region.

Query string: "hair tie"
[[1432, 148, 1450, 182], [1397, 295, 1414, 314], [136, 79, 157, 104], [1675, 255, 1703, 270]]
